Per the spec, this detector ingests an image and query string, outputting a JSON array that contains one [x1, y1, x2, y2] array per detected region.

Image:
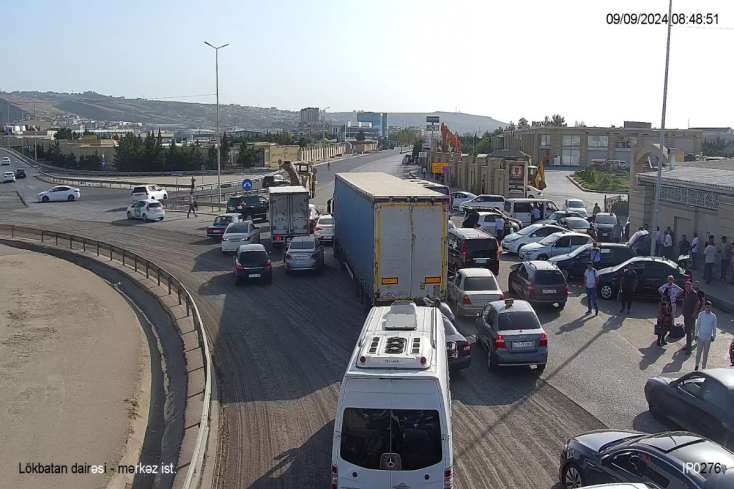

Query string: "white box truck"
[[268, 185, 310, 246]]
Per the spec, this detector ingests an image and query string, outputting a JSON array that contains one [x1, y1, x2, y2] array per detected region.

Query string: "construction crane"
[[440, 123, 462, 155]]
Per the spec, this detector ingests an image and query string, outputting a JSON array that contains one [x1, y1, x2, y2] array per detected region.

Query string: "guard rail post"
[[55, 234, 58, 246], [122, 251, 125, 267], [145, 262, 149, 279], [41, 231, 44, 243], [97, 242, 100, 256], [134, 255, 138, 273], [82, 239, 86, 252]]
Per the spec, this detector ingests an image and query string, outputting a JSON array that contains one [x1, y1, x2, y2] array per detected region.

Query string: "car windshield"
[[568, 243, 592, 257], [147, 202, 162, 209], [467, 238, 497, 254], [242, 196, 262, 205], [672, 441, 734, 479], [567, 200, 584, 208], [566, 218, 589, 229], [227, 223, 249, 234], [534, 271, 564, 285], [289, 240, 316, 250], [227, 197, 242, 205], [214, 216, 233, 226], [595, 215, 617, 225], [516, 224, 542, 236], [318, 216, 333, 225], [539, 233, 562, 245], [497, 310, 541, 331], [132, 186, 147, 193], [238, 250, 268, 266], [340, 408, 442, 470], [463, 276, 498, 291]]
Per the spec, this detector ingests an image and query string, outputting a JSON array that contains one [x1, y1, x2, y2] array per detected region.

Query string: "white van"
[[504, 198, 558, 226], [332, 301, 453, 489]]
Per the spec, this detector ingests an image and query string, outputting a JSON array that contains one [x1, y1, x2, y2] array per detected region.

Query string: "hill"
[[328, 111, 506, 135]]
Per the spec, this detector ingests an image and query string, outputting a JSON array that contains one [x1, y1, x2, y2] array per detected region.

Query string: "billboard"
[[507, 161, 526, 194], [426, 116, 440, 123]]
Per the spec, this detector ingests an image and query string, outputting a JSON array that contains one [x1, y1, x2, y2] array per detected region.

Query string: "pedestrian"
[[729, 247, 734, 285], [655, 227, 664, 256], [656, 293, 673, 346], [593, 202, 601, 216], [187, 195, 197, 218], [691, 233, 700, 270], [694, 300, 717, 370], [680, 281, 701, 354], [658, 275, 683, 320], [704, 238, 717, 284], [590, 242, 602, 268], [494, 215, 506, 241], [678, 234, 690, 256], [618, 265, 637, 313], [531, 204, 541, 223], [663, 228, 673, 260], [421, 166, 426, 178], [721, 236, 731, 281], [584, 263, 599, 316]]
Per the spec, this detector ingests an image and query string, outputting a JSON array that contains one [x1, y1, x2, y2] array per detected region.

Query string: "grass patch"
[[574, 169, 630, 192]]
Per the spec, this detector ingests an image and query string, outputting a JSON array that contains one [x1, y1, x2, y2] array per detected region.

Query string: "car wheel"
[[67, 195, 75, 201], [42, 195, 49, 203], [127, 212, 132, 219], [599, 284, 615, 300], [142, 213, 148, 221], [516, 244, 525, 254], [487, 348, 498, 371], [538, 254, 549, 260], [534, 364, 546, 375], [561, 462, 585, 489], [557, 301, 566, 310]]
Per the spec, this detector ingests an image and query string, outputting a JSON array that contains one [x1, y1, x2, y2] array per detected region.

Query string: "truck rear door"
[[410, 202, 446, 300], [290, 193, 310, 236]]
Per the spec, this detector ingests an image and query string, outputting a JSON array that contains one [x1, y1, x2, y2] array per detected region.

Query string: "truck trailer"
[[333, 172, 449, 306], [268, 185, 310, 247]]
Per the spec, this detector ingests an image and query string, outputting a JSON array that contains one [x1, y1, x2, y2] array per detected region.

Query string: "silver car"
[[221, 220, 260, 253], [519, 232, 593, 260], [447, 268, 504, 317], [284, 235, 324, 272]]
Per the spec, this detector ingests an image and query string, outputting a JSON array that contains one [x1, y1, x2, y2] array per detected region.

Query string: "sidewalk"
[[697, 275, 734, 314]]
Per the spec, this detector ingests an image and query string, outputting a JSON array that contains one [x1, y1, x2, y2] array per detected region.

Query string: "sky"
[[1, 0, 732, 128]]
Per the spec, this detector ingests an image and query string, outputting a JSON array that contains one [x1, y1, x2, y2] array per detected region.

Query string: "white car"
[[519, 231, 593, 260], [450, 191, 477, 212], [38, 185, 81, 202], [525, 185, 543, 198], [564, 198, 589, 218], [130, 184, 168, 201], [2, 171, 15, 183], [126, 199, 165, 221], [221, 220, 260, 253], [448, 268, 504, 317], [1, 156, 10, 166], [460, 194, 505, 213], [501, 223, 567, 254], [314, 214, 334, 243]]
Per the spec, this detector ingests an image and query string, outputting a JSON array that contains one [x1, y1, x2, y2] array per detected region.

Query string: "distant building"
[[300, 107, 321, 125], [690, 127, 734, 144], [356, 111, 388, 138]]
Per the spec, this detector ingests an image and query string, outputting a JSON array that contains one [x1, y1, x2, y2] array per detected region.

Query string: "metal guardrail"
[[0, 224, 212, 489]]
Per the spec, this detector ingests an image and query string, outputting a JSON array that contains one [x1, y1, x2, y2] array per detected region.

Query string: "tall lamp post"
[[651, 0, 673, 257], [204, 41, 229, 204]]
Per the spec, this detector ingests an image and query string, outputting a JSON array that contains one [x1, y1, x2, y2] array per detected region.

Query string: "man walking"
[[618, 265, 637, 314], [531, 204, 541, 223], [658, 275, 683, 320], [704, 237, 717, 284], [584, 263, 599, 316], [187, 195, 197, 218], [494, 214, 506, 241], [681, 281, 701, 354], [721, 236, 731, 281], [694, 300, 717, 370], [690, 233, 700, 270], [663, 228, 673, 260]]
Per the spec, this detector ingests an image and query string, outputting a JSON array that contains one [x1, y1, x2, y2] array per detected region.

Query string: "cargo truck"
[[333, 172, 449, 306], [268, 185, 310, 247]]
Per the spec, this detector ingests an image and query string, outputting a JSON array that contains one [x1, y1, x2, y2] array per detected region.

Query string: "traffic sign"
[[242, 179, 253, 191]]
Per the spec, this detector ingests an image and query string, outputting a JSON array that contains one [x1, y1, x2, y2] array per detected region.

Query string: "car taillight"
[[265, 260, 272, 269], [274, 235, 282, 241], [461, 343, 471, 352], [565, 286, 570, 296], [444, 467, 453, 489], [539, 332, 548, 348], [495, 335, 506, 349], [331, 464, 338, 489], [462, 295, 471, 305]]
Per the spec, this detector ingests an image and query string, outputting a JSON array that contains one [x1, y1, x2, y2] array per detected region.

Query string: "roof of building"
[[638, 167, 734, 194], [336, 172, 448, 199]]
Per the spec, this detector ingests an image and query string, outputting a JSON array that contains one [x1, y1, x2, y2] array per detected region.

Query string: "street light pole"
[[204, 41, 229, 205], [651, 0, 673, 257]]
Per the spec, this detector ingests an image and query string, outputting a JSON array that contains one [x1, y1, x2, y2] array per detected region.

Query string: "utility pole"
[[651, 0, 673, 257], [204, 41, 229, 205]]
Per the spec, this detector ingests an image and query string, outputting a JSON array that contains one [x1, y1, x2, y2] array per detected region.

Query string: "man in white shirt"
[[695, 301, 717, 370], [658, 275, 683, 320], [663, 230, 673, 260], [584, 263, 599, 316], [495, 216, 506, 241], [704, 238, 717, 284]]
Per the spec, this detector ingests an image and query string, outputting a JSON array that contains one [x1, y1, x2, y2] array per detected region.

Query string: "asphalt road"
[[2, 147, 732, 489]]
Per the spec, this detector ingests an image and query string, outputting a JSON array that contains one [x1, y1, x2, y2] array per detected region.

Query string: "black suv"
[[596, 256, 691, 300], [14, 168, 26, 178], [448, 228, 500, 275], [226, 193, 269, 221], [508, 261, 568, 309]]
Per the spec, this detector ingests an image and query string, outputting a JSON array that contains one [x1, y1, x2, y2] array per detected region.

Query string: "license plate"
[[249, 274, 261, 278], [474, 258, 488, 264], [513, 341, 533, 348], [542, 289, 556, 294]]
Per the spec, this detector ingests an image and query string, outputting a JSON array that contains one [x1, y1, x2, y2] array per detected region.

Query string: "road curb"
[[14, 190, 27, 207], [566, 174, 626, 195]]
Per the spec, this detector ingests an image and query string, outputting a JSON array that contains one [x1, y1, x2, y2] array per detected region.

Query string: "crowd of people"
[[654, 229, 733, 284]]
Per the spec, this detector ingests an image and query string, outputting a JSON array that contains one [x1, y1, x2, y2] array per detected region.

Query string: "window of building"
[[588, 135, 609, 148], [562, 135, 581, 146], [561, 148, 580, 165], [540, 134, 551, 146]]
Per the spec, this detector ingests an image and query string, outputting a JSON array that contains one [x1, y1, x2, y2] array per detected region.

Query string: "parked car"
[[447, 268, 503, 317], [450, 191, 477, 212], [206, 213, 244, 240], [463, 209, 521, 234], [596, 256, 691, 300], [314, 214, 334, 243], [564, 198, 589, 218], [550, 243, 636, 281], [14, 168, 26, 179], [541, 210, 586, 225], [508, 261, 568, 309], [560, 216, 592, 235], [284, 235, 324, 272], [2, 171, 15, 183], [221, 220, 260, 253], [558, 430, 734, 489], [525, 185, 543, 198], [130, 184, 167, 201], [226, 193, 269, 221], [126, 199, 165, 221], [443, 314, 473, 371], [519, 232, 593, 261], [593, 213, 620, 242], [476, 298, 548, 373], [0, 156, 10, 166], [460, 194, 505, 213], [627, 229, 651, 256], [448, 227, 500, 275], [501, 223, 567, 255], [234, 244, 272, 284], [645, 369, 734, 448], [38, 185, 80, 202]]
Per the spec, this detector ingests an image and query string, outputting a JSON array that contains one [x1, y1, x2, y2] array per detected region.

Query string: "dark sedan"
[[596, 256, 691, 301], [645, 369, 734, 448], [14, 168, 26, 178], [234, 244, 272, 284], [443, 315, 472, 370], [549, 243, 636, 281], [559, 430, 734, 488], [593, 213, 621, 242], [226, 193, 269, 221]]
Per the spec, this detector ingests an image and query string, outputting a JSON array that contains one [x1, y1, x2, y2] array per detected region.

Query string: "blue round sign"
[[242, 179, 253, 191]]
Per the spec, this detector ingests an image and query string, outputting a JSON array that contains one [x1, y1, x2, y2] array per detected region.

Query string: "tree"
[[518, 117, 529, 129], [550, 114, 567, 127], [356, 129, 365, 141], [237, 142, 258, 168], [507, 121, 516, 131], [412, 137, 424, 158], [574, 120, 587, 127], [392, 128, 419, 146], [54, 128, 74, 140]]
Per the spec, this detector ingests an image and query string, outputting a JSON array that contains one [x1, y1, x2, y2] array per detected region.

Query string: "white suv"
[[130, 185, 168, 201]]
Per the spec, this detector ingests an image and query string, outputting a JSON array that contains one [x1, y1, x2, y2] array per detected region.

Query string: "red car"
[[206, 213, 244, 240]]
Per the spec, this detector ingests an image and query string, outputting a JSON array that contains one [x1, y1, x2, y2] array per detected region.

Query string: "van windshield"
[[340, 408, 442, 470], [512, 202, 532, 213]]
